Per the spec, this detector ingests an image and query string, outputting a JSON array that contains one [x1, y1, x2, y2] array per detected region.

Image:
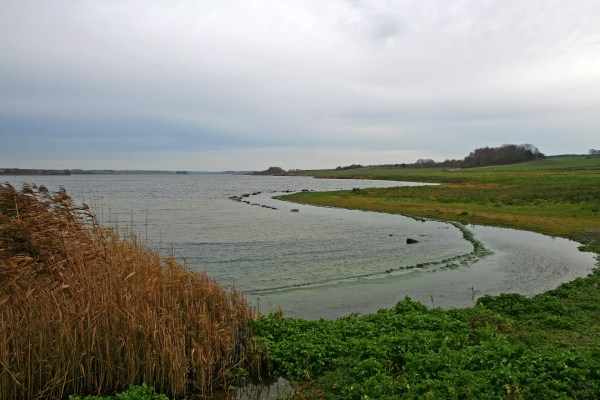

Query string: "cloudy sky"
[[1, 0, 599, 171]]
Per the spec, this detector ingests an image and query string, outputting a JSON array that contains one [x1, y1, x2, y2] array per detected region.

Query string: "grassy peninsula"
[[251, 157, 600, 399], [282, 157, 600, 239]]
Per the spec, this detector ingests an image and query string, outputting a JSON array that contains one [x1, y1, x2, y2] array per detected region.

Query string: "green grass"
[[293, 166, 451, 183], [475, 157, 600, 171], [251, 157, 600, 399], [296, 157, 600, 176], [282, 157, 600, 238]]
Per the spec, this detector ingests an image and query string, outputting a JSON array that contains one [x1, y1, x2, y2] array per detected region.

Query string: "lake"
[[4, 174, 596, 319]]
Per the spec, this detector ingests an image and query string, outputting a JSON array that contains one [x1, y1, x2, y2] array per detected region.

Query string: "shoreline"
[[250, 195, 596, 319], [246, 220, 492, 296]]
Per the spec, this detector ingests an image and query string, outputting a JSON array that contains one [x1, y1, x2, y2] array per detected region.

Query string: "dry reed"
[[0, 183, 257, 399]]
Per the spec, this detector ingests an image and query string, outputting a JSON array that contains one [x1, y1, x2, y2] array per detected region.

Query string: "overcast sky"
[[1, 0, 599, 171]]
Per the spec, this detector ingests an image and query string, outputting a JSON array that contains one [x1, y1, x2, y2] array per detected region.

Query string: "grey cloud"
[[1, 0, 599, 170]]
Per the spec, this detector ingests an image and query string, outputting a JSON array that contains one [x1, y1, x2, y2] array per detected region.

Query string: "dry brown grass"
[[0, 183, 257, 399]]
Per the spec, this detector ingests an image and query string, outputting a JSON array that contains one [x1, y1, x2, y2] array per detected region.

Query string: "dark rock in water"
[[406, 238, 419, 244], [290, 209, 299, 212], [242, 193, 250, 197], [389, 234, 394, 237], [252, 191, 261, 195]]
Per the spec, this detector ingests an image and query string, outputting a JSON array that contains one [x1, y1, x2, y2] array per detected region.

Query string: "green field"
[[283, 157, 600, 239], [251, 157, 600, 399]]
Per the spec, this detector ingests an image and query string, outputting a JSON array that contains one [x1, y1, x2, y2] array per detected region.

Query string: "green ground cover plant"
[[69, 384, 168, 400], [253, 291, 600, 399], [251, 157, 600, 399]]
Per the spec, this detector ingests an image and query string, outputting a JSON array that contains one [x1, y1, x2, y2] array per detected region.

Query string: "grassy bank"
[[251, 157, 600, 399], [283, 157, 600, 240], [0, 184, 257, 399]]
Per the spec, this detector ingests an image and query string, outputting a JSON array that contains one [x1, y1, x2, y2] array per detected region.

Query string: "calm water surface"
[[5, 174, 596, 318]]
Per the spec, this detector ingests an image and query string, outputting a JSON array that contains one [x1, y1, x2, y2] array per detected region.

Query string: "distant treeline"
[[460, 143, 545, 168], [379, 144, 547, 169], [335, 164, 363, 170], [0, 169, 201, 176], [0, 168, 71, 176], [587, 149, 600, 157]]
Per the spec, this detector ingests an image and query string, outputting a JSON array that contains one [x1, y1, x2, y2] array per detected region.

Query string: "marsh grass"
[[0, 183, 257, 399]]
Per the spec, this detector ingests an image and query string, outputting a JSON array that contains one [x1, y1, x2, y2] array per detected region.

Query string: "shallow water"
[[4, 174, 596, 319], [258, 223, 597, 319]]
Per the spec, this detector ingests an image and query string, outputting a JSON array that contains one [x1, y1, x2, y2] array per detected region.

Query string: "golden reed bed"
[[0, 183, 257, 399]]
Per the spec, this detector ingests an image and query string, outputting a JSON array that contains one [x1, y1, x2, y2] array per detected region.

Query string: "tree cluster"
[[336, 144, 549, 171], [461, 144, 544, 168], [335, 164, 363, 170], [382, 144, 546, 169]]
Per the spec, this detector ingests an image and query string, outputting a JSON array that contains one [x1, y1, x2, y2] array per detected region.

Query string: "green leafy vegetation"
[[252, 157, 600, 398], [69, 384, 168, 400], [253, 286, 600, 399]]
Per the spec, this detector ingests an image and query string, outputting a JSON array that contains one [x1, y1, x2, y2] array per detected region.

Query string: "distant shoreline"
[[0, 168, 71, 176], [0, 168, 250, 176]]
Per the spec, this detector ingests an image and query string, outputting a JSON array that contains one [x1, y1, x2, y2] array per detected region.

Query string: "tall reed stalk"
[[0, 183, 257, 399]]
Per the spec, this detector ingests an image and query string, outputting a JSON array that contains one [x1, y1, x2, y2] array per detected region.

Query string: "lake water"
[[4, 174, 597, 319]]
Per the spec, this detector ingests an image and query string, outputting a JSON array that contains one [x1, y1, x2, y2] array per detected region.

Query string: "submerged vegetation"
[[0, 183, 256, 399]]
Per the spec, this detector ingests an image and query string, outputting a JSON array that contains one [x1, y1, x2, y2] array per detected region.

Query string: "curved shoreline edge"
[[262, 182, 598, 298], [246, 217, 493, 295]]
